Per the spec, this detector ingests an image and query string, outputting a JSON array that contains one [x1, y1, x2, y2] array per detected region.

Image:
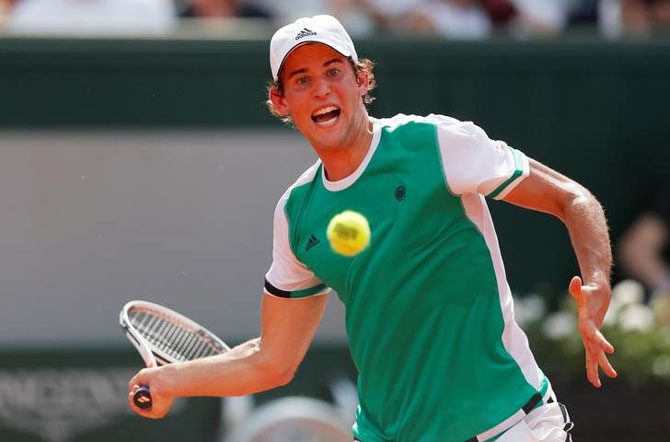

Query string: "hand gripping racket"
[[120, 300, 230, 409]]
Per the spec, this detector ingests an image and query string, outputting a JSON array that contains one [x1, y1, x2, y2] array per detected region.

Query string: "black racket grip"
[[133, 385, 152, 409]]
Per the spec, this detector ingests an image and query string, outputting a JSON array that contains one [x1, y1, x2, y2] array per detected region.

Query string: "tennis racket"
[[120, 300, 230, 409]]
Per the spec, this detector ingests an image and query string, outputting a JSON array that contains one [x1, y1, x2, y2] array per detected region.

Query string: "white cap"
[[270, 15, 358, 81]]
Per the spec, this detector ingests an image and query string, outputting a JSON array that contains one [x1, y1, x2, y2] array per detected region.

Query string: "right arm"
[[128, 292, 328, 418]]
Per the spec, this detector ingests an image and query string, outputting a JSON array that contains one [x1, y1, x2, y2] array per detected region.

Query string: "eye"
[[296, 76, 309, 86], [327, 68, 340, 77]]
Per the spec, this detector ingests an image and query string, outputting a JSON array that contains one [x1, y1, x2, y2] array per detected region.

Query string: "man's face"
[[271, 43, 369, 150]]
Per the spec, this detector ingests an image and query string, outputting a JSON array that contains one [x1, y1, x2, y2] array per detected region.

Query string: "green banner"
[[0, 349, 221, 442]]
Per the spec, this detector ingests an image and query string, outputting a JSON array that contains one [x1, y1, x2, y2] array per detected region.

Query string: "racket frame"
[[120, 300, 230, 367]]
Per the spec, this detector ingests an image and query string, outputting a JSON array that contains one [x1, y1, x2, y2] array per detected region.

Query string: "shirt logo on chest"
[[395, 185, 406, 201], [305, 233, 320, 251]]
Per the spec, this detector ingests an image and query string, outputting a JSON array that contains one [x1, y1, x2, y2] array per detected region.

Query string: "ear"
[[269, 85, 290, 116], [355, 68, 370, 98]]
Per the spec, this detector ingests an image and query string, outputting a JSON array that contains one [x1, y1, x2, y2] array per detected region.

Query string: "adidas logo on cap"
[[295, 28, 317, 40]]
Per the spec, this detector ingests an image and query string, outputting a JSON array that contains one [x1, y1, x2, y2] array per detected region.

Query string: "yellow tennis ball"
[[326, 210, 371, 257]]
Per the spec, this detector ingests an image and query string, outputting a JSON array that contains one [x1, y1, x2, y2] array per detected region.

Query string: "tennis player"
[[129, 15, 617, 441]]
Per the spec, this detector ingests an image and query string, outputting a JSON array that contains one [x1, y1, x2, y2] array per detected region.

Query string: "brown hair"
[[266, 57, 376, 125]]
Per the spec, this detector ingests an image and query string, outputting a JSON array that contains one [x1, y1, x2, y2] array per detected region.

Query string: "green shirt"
[[265, 114, 549, 442]]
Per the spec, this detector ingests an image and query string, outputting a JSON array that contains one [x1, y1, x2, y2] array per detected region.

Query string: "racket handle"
[[133, 385, 152, 409]]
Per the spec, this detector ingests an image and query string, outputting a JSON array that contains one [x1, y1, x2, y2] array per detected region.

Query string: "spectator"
[[325, 0, 421, 36], [0, 0, 16, 24], [507, 0, 573, 36], [409, 0, 493, 39], [618, 182, 670, 302], [6, 0, 176, 36], [567, 0, 599, 27], [179, 0, 272, 18], [481, 0, 517, 25], [248, 0, 326, 24], [600, 0, 670, 37]]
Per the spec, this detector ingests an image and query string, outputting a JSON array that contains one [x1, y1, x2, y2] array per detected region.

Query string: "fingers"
[[128, 374, 149, 415], [127, 366, 175, 419], [568, 275, 618, 387], [569, 275, 612, 328], [580, 322, 614, 354], [583, 342, 618, 388], [128, 376, 139, 392], [127, 381, 169, 419], [128, 389, 146, 413], [128, 366, 156, 392], [581, 328, 617, 388], [584, 347, 600, 387], [576, 311, 617, 387], [127, 369, 156, 417], [578, 319, 614, 356], [128, 371, 145, 393], [597, 350, 618, 379], [593, 329, 614, 354], [128, 388, 152, 416], [568, 276, 584, 306]]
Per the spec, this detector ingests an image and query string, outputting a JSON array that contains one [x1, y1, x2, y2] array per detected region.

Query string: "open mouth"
[[311, 105, 341, 126]]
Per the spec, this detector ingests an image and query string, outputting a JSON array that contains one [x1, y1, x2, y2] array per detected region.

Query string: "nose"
[[312, 77, 330, 98]]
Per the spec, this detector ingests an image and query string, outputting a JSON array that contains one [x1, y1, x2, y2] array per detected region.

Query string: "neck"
[[316, 112, 373, 182]]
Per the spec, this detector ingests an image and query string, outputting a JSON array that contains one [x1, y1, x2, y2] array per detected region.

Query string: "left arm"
[[503, 158, 617, 387]]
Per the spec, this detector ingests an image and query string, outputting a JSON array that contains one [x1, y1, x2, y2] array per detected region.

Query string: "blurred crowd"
[[0, 0, 669, 38]]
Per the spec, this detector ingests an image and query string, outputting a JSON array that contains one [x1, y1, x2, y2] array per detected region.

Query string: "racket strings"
[[128, 310, 222, 362]]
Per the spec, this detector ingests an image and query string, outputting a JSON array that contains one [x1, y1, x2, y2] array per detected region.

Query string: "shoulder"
[[371, 112, 462, 127], [371, 113, 488, 153], [372, 113, 483, 138]]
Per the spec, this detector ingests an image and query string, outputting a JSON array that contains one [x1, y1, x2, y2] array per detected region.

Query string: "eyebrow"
[[323, 58, 343, 67], [287, 58, 344, 80]]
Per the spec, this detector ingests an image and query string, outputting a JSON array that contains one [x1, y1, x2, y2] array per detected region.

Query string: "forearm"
[[504, 159, 617, 385], [504, 160, 613, 287], [561, 185, 612, 287], [156, 337, 291, 398]]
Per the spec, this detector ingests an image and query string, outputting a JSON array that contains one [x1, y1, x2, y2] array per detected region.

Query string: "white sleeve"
[[264, 193, 329, 299], [435, 118, 529, 199]]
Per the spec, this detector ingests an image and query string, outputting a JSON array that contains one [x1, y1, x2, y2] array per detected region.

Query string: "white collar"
[[322, 118, 382, 192]]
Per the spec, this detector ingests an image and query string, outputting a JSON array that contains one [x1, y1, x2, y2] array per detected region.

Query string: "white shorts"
[[496, 402, 573, 442], [352, 400, 573, 442]]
